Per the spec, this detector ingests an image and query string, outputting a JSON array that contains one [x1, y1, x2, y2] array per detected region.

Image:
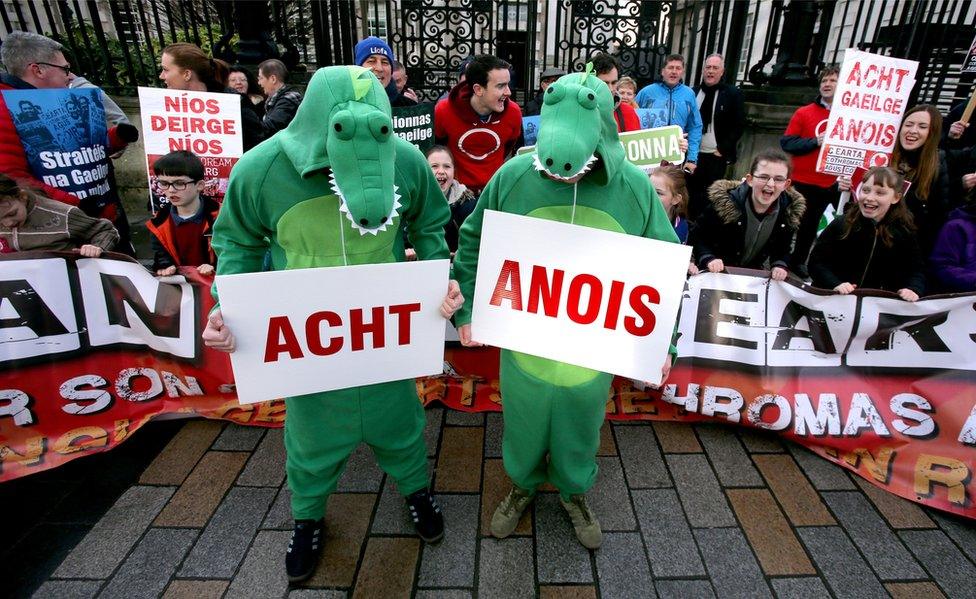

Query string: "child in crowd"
[[689, 148, 805, 280], [0, 174, 118, 255], [808, 166, 924, 301], [651, 164, 698, 275], [147, 150, 220, 276], [427, 145, 476, 253], [616, 76, 638, 109], [929, 194, 976, 293]]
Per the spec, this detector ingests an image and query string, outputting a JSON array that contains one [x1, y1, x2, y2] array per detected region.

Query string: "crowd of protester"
[[1, 30, 975, 296]]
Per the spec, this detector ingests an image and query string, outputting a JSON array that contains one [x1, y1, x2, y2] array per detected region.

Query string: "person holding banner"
[[453, 65, 679, 550], [159, 43, 265, 151], [203, 65, 461, 583], [634, 54, 703, 172], [808, 166, 925, 300], [891, 105, 951, 256]]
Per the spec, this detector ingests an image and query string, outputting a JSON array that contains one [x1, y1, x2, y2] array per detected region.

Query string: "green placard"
[[392, 102, 435, 153]]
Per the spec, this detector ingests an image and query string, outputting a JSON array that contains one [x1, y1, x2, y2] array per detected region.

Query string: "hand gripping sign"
[[470, 210, 691, 385], [215, 260, 450, 404]]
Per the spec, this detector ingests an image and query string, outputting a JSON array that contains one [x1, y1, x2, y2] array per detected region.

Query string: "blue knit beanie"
[[355, 36, 395, 67]]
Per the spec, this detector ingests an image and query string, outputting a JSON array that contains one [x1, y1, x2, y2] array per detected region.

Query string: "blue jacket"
[[635, 82, 703, 162]]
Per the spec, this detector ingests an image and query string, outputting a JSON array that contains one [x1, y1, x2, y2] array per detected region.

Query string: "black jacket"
[[690, 179, 806, 271], [692, 82, 745, 163], [901, 149, 950, 256], [523, 90, 544, 117], [809, 214, 925, 295], [261, 84, 303, 136]]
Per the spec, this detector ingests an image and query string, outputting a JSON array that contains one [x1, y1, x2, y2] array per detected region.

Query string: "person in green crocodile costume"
[[201, 65, 463, 582], [452, 65, 680, 550]]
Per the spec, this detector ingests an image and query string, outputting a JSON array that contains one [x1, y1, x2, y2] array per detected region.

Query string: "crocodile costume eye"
[[577, 87, 597, 110], [331, 110, 355, 140], [367, 112, 393, 142], [544, 84, 565, 105]]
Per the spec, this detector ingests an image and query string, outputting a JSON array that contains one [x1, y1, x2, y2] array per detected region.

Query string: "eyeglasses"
[[35, 62, 72, 76], [156, 179, 197, 191], [751, 174, 789, 185]]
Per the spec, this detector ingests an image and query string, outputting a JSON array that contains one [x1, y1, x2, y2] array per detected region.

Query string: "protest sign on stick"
[[138, 87, 243, 212], [216, 260, 450, 404], [470, 210, 691, 385]]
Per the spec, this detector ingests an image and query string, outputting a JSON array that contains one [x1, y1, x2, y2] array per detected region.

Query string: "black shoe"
[[286, 518, 324, 583], [406, 489, 444, 543]]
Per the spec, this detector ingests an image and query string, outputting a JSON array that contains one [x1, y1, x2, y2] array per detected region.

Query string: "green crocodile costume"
[[453, 67, 679, 503], [212, 66, 450, 520]]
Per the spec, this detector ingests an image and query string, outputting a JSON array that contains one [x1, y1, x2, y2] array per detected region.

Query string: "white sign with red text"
[[470, 210, 691, 385], [216, 260, 450, 404], [816, 50, 918, 176], [138, 87, 243, 211]]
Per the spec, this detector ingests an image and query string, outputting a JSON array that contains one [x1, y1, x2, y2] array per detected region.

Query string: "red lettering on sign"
[[527, 265, 563, 317], [603, 280, 626, 330], [625, 285, 660, 336], [567, 274, 603, 325], [350, 306, 386, 351], [490, 259, 523, 310], [264, 316, 304, 362], [305, 311, 343, 356], [389, 302, 421, 345]]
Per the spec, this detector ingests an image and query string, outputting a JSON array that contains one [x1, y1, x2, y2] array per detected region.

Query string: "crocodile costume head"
[[277, 65, 400, 235], [533, 63, 625, 185]]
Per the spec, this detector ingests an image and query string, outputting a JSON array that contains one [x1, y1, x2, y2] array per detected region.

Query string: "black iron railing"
[[1, 0, 973, 111]]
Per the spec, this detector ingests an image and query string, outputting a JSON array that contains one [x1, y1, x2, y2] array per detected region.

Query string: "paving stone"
[[424, 406, 444, 457], [162, 580, 228, 599], [262, 485, 293, 530], [308, 493, 377, 587], [536, 493, 594, 583], [155, 451, 248, 527], [786, 443, 855, 490], [588, 457, 636, 531], [798, 526, 889, 599], [351, 537, 420, 599], [695, 527, 773, 598], [694, 425, 763, 487], [212, 423, 266, 451], [236, 428, 287, 487], [853, 477, 934, 529], [98, 528, 197, 599], [336, 443, 384, 492], [652, 421, 702, 453], [769, 578, 832, 598], [371, 475, 415, 535], [446, 408, 485, 426], [484, 412, 503, 458], [931, 511, 976, 562], [477, 538, 535, 599], [654, 580, 716, 599], [225, 530, 292, 598], [821, 491, 925, 580], [30, 580, 102, 598], [727, 489, 815, 575], [615, 424, 671, 488], [434, 426, 484, 492], [178, 486, 276, 578], [539, 586, 597, 599], [736, 428, 784, 452], [884, 582, 947, 599], [632, 489, 705, 577], [288, 591, 348, 599], [899, 529, 976, 599], [418, 494, 479, 587], [598, 421, 617, 456], [139, 420, 223, 485], [53, 485, 174, 578], [666, 454, 736, 527], [481, 458, 532, 536], [595, 532, 654, 599], [754, 454, 834, 526]]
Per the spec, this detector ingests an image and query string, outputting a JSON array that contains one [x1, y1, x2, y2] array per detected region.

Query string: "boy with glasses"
[[689, 148, 806, 280], [147, 150, 220, 276]]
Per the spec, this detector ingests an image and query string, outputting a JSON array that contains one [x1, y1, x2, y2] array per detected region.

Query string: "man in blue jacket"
[[635, 54, 703, 173]]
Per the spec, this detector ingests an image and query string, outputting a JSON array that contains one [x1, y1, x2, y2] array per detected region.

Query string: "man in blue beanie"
[[354, 36, 418, 107]]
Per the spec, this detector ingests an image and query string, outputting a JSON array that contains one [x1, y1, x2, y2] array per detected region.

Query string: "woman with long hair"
[[159, 43, 265, 150], [889, 104, 950, 254]]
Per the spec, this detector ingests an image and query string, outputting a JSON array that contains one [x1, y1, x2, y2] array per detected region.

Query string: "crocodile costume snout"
[[212, 65, 450, 520]]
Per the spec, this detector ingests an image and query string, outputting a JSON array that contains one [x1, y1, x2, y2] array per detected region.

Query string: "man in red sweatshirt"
[[434, 54, 522, 195]]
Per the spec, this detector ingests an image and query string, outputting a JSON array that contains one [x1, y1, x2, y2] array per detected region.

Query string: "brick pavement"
[[20, 409, 976, 598]]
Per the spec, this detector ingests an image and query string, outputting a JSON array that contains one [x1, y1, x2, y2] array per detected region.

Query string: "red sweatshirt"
[[614, 101, 641, 133], [434, 83, 522, 193], [783, 101, 836, 188]]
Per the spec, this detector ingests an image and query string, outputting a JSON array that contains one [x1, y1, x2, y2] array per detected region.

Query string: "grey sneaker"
[[490, 486, 535, 538], [560, 494, 603, 549]]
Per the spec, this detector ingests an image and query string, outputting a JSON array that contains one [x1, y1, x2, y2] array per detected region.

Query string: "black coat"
[[901, 150, 950, 256], [808, 214, 925, 295], [692, 82, 745, 163], [690, 179, 806, 271], [523, 90, 544, 117], [261, 84, 303, 136]]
